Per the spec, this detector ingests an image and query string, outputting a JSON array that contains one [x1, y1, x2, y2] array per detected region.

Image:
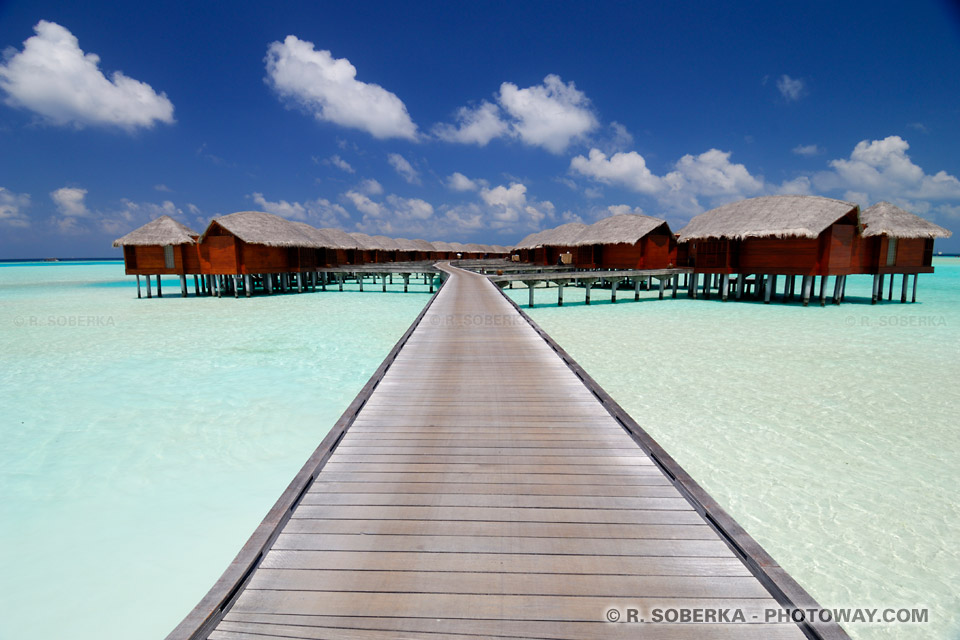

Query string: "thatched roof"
[[448, 242, 469, 253], [860, 202, 952, 239], [318, 227, 360, 249], [514, 229, 553, 250], [289, 222, 347, 249], [543, 222, 588, 247], [573, 215, 668, 246], [393, 238, 420, 252], [678, 195, 858, 241], [373, 235, 403, 251], [349, 232, 387, 250], [113, 215, 197, 247], [464, 243, 486, 252], [410, 239, 436, 252], [430, 240, 455, 252], [202, 211, 318, 247]]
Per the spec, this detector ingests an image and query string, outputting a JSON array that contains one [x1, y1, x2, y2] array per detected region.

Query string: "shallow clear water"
[[0, 263, 432, 639], [505, 259, 960, 640], [2, 261, 957, 640]]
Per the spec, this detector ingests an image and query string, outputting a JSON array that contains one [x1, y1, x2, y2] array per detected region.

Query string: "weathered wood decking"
[[171, 263, 848, 640]]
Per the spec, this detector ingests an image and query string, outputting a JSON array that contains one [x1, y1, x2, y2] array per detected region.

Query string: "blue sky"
[[1, 0, 959, 258]]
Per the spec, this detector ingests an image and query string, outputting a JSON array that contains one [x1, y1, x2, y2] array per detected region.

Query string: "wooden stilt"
[[382, 274, 387, 292], [912, 274, 918, 303], [611, 278, 619, 303], [358, 274, 364, 292], [764, 273, 773, 304], [634, 278, 641, 301], [338, 274, 344, 291], [659, 277, 665, 300], [193, 275, 200, 296], [691, 273, 699, 299], [136, 275, 142, 299], [403, 274, 409, 292], [840, 275, 847, 301], [819, 275, 827, 307], [297, 272, 303, 293], [871, 274, 879, 304], [832, 275, 842, 304], [585, 280, 592, 305], [233, 275, 239, 298], [646, 277, 651, 291], [321, 272, 327, 291], [721, 274, 729, 302], [428, 276, 433, 293], [245, 274, 252, 298], [702, 274, 709, 299], [888, 273, 894, 301], [558, 283, 564, 306], [672, 275, 679, 298], [801, 275, 812, 306], [900, 273, 908, 303], [736, 273, 744, 300], [157, 275, 162, 297], [527, 282, 535, 308], [146, 275, 152, 298], [180, 274, 188, 297]]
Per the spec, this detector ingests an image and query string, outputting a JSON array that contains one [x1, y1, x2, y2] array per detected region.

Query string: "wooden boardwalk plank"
[[188, 263, 830, 640]]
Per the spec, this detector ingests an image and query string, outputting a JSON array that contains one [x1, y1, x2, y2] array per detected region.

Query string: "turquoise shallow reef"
[[1, 259, 957, 640]]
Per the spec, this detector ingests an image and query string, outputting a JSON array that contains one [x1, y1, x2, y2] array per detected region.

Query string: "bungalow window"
[[163, 245, 175, 269], [886, 238, 898, 267]]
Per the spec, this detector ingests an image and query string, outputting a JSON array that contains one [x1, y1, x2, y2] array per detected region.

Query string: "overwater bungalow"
[[513, 229, 553, 263], [859, 201, 952, 303], [409, 239, 437, 261], [573, 214, 677, 269], [678, 195, 861, 305], [317, 227, 359, 265], [349, 232, 388, 264], [113, 215, 200, 298], [197, 210, 322, 296]]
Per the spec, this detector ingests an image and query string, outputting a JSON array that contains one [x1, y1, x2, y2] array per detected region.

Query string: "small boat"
[[43, 257, 59, 262]]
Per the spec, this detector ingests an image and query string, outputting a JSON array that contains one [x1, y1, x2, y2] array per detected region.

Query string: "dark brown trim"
[[489, 272, 850, 640], [165, 282, 445, 640]]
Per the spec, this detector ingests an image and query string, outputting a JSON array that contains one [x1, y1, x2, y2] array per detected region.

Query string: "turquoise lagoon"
[[0, 262, 431, 639], [1, 260, 957, 640], [505, 259, 960, 640]]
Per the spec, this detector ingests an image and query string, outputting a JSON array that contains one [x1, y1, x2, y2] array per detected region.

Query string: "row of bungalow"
[[113, 210, 510, 297], [514, 196, 951, 305]]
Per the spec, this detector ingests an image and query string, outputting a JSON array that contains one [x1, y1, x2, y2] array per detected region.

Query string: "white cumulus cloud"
[[251, 192, 349, 227], [777, 74, 805, 101], [0, 21, 174, 131], [815, 136, 960, 202], [387, 153, 421, 185], [327, 154, 354, 173], [265, 35, 417, 140], [480, 182, 554, 229], [792, 144, 822, 157], [0, 187, 31, 227], [51, 187, 89, 217], [434, 74, 598, 154], [446, 172, 481, 192], [569, 149, 662, 193], [432, 101, 508, 146]]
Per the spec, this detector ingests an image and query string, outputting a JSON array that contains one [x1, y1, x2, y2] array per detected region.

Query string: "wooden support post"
[[429, 276, 433, 293], [527, 282, 535, 308], [215, 275, 221, 298], [647, 277, 652, 291], [634, 278, 641, 301], [557, 283, 564, 306], [672, 275, 679, 298], [736, 273, 744, 300], [702, 274, 709, 299], [721, 274, 729, 302], [297, 272, 303, 293], [801, 275, 812, 307], [338, 274, 344, 291], [877, 274, 885, 303], [871, 274, 880, 304], [659, 277, 665, 300], [180, 274, 188, 297], [146, 275, 152, 298], [691, 272, 699, 299], [382, 274, 387, 292], [403, 274, 409, 292], [585, 281, 592, 305], [832, 275, 842, 304], [389, 274, 393, 284], [233, 275, 239, 298], [611, 278, 619, 303], [136, 275, 142, 299], [193, 275, 200, 296], [321, 272, 327, 291], [245, 274, 252, 298], [900, 273, 909, 303], [819, 275, 827, 307], [358, 274, 364, 292], [912, 274, 918, 303], [157, 275, 162, 297], [764, 273, 774, 304], [841, 275, 847, 301], [265, 274, 273, 294], [888, 273, 894, 301]]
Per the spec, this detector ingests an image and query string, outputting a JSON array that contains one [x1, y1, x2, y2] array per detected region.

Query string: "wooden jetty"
[[169, 263, 847, 640]]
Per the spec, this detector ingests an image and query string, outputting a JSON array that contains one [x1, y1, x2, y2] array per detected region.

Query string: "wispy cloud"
[[776, 74, 805, 101]]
